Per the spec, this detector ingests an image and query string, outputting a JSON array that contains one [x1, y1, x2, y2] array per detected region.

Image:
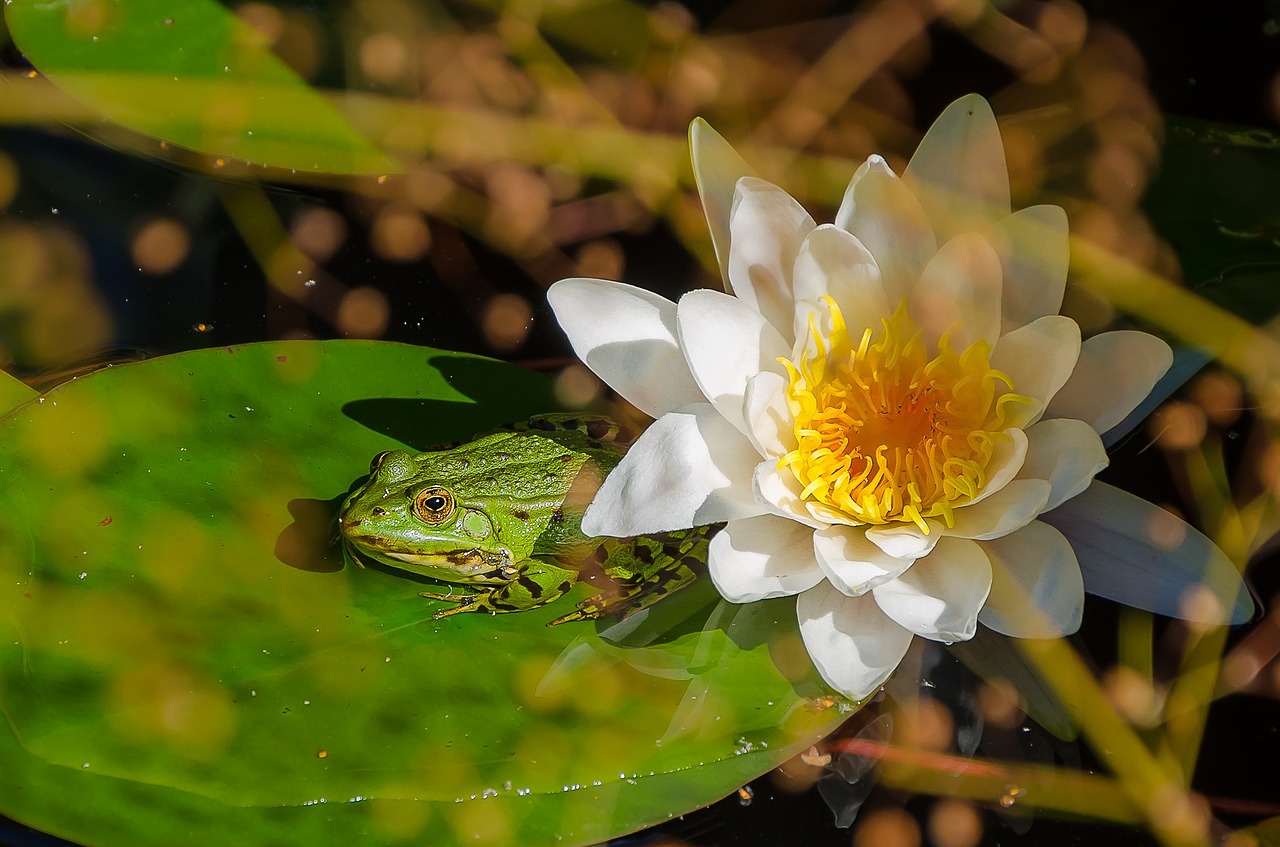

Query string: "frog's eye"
[[369, 451, 392, 474], [414, 486, 455, 525]]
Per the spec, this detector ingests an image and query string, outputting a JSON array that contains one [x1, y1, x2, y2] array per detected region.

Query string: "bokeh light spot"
[[481, 293, 533, 351], [337, 286, 390, 338], [1149, 401, 1207, 452], [928, 798, 983, 847], [291, 206, 349, 263], [1190, 370, 1244, 426], [855, 807, 921, 847], [132, 218, 191, 276], [370, 206, 432, 262], [553, 364, 603, 409], [0, 152, 19, 210]]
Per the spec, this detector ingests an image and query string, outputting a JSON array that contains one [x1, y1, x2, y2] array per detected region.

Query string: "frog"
[[336, 414, 712, 625]]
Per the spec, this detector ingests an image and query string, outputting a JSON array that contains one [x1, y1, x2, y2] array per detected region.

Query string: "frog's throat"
[[378, 546, 514, 578]]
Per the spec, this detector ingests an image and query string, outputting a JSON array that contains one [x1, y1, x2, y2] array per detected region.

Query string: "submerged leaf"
[[6, 0, 393, 174]]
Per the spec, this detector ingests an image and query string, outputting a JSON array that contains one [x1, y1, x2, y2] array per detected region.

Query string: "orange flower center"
[[779, 298, 1031, 532]]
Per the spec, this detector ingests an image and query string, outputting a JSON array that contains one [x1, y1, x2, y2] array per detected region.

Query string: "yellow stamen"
[[779, 297, 1033, 532]]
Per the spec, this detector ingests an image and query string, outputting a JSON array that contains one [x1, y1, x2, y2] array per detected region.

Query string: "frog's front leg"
[[422, 559, 579, 619]]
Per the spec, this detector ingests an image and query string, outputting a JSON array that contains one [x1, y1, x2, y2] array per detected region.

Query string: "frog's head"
[[338, 449, 514, 581], [338, 436, 586, 583]]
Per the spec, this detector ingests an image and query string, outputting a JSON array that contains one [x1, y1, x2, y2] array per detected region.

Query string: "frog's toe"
[[548, 594, 611, 626], [422, 591, 480, 620], [547, 609, 588, 626], [420, 589, 469, 602]]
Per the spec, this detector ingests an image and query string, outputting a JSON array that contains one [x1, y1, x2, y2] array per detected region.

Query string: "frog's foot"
[[548, 551, 700, 626], [420, 590, 482, 619], [422, 560, 579, 620]]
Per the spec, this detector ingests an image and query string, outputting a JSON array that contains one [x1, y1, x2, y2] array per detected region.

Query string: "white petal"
[[1102, 346, 1210, 448], [989, 315, 1081, 411], [708, 515, 824, 602], [903, 94, 1011, 240], [547, 278, 702, 418], [753, 461, 826, 529], [978, 521, 1084, 638], [1020, 419, 1108, 511], [865, 522, 942, 559], [582, 404, 764, 536], [990, 205, 1069, 332], [727, 177, 816, 338], [742, 370, 794, 458], [909, 232, 1003, 352], [814, 525, 915, 596], [834, 154, 895, 231], [797, 582, 914, 700], [837, 167, 937, 305], [1046, 331, 1173, 434], [872, 537, 992, 642], [1041, 482, 1253, 625], [677, 289, 789, 437], [791, 224, 890, 341], [947, 479, 1051, 541], [691, 118, 755, 291], [968, 428, 1028, 505]]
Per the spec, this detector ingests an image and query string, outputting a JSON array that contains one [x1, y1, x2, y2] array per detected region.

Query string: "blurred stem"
[[1162, 442, 1250, 786], [868, 742, 1142, 824], [1015, 636, 1210, 847], [1117, 607, 1154, 684], [1115, 607, 1169, 762], [1070, 239, 1280, 419]]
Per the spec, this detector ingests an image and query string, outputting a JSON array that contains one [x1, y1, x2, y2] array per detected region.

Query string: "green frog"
[[337, 414, 710, 625]]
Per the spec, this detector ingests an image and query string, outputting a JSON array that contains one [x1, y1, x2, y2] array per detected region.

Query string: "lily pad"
[[0, 340, 847, 847], [4, 0, 394, 174], [0, 369, 36, 417]]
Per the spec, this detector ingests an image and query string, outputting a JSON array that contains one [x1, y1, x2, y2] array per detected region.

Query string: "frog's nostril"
[[371, 507, 387, 516]]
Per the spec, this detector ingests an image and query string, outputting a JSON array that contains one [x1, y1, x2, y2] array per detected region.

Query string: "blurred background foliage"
[[0, 0, 1278, 846]]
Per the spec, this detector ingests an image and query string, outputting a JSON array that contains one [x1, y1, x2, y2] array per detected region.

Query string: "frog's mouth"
[[345, 538, 514, 582], [383, 547, 511, 576]]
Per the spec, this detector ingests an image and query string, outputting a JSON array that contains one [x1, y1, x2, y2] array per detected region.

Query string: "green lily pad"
[[4, 0, 395, 174], [0, 368, 36, 417], [0, 341, 847, 847]]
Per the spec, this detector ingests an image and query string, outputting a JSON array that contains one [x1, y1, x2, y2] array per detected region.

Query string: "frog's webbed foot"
[[547, 529, 710, 626], [420, 590, 480, 619], [421, 560, 579, 620], [547, 567, 694, 626]]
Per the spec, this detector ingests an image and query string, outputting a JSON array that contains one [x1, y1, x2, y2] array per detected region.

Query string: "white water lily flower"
[[548, 95, 1252, 700]]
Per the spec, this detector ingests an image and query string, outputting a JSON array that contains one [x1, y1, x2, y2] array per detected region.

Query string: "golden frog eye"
[[413, 486, 455, 525]]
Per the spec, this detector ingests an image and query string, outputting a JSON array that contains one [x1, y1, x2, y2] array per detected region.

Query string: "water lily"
[[548, 95, 1252, 700]]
